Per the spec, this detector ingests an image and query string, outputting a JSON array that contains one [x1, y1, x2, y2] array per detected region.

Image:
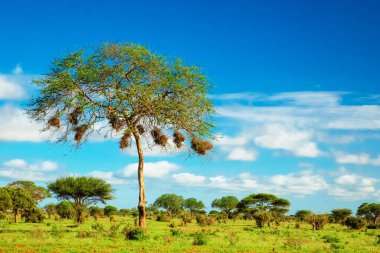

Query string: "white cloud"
[[0, 104, 49, 142], [88, 170, 128, 185], [334, 152, 380, 166], [268, 91, 342, 107], [12, 64, 23, 75], [227, 147, 258, 161], [0, 75, 25, 99], [329, 174, 379, 200], [254, 124, 322, 157], [0, 159, 59, 182], [121, 161, 179, 178], [172, 173, 207, 185]]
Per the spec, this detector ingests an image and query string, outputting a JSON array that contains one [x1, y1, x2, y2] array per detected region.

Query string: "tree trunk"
[[134, 132, 147, 230], [14, 209, 18, 223]]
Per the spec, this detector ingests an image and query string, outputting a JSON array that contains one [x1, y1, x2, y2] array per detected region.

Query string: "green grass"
[[0, 217, 379, 253]]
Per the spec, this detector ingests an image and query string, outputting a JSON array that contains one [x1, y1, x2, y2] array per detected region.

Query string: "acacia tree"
[[154, 193, 185, 217], [7, 181, 51, 204], [5, 187, 35, 223], [211, 196, 239, 218], [48, 176, 113, 223], [331, 208, 352, 225], [184, 197, 205, 214], [27, 43, 215, 229]]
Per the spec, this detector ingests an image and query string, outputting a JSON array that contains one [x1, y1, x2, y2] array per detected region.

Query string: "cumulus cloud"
[[0, 75, 25, 99], [334, 152, 380, 166], [89, 161, 180, 184], [0, 159, 59, 182], [227, 147, 258, 161], [0, 104, 49, 142]]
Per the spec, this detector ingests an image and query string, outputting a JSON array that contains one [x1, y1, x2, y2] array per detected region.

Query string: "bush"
[[0, 212, 7, 220], [306, 214, 329, 230], [192, 232, 207, 245], [91, 223, 104, 232], [196, 214, 216, 226], [156, 214, 171, 222], [253, 210, 272, 228], [28, 227, 49, 240], [104, 205, 118, 217], [170, 229, 183, 237], [345, 216, 366, 229], [322, 235, 340, 243], [76, 229, 91, 238], [24, 207, 45, 223], [109, 224, 120, 238], [122, 225, 148, 240], [50, 224, 64, 237]]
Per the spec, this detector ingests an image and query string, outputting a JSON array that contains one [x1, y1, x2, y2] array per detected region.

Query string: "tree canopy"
[[238, 193, 290, 215], [153, 193, 185, 216], [183, 198, 205, 213], [211, 196, 239, 215], [0, 187, 13, 212], [7, 180, 51, 204], [48, 176, 113, 222], [5, 187, 35, 223], [26, 43, 216, 229], [331, 208, 352, 224], [357, 203, 380, 224]]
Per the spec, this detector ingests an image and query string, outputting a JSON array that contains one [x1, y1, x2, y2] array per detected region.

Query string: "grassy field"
[[0, 216, 379, 253]]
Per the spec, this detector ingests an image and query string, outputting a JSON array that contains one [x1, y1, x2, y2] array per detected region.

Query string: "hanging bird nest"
[[108, 114, 125, 131], [191, 138, 213, 155], [137, 125, 145, 135], [47, 116, 60, 128], [119, 132, 131, 149], [74, 124, 88, 143], [68, 108, 82, 125], [173, 131, 186, 148], [151, 127, 168, 146]]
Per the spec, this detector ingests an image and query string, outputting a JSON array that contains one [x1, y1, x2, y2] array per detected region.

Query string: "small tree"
[[48, 176, 113, 223], [44, 203, 57, 218], [184, 198, 205, 214], [153, 193, 184, 217], [5, 187, 35, 223], [306, 214, 329, 230], [238, 193, 290, 227], [294, 210, 313, 221], [56, 201, 75, 219], [0, 187, 13, 212], [104, 205, 118, 217], [7, 181, 51, 204], [345, 216, 366, 229], [211, 196, 239, 218], [331, 208, 352, 225], [357, 203, 380, 224], [27, 43, 215, 229], [89, 206, 104, 219]]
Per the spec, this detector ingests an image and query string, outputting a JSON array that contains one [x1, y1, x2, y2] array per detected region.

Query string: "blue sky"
[[0, 0, 379, 214]]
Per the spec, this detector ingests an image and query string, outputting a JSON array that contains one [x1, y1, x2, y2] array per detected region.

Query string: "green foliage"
[[122, 225, 148, 240], [89, 206, 104, 219], [104, 205, 118, 217], [0, 187, 12, 212], [195, 214, 216, 226], [26, 43, 215, 150], [306, 214, 329, 230], [345, 216, 367, 229], [238, 193, 290, 214], [357, 203, 380, 224], [7, 181, 51, 204], [211, 196, 239, 216], [183, 198, 205, 213], [295, 210, 313, 221], [322, 234, 340, 243], [56, 201, 75, 219], [154, 194, 184, 216], [331, 208, 352, 224], [24, 207, 45, 223], [170, 229, 184, 237], [48, 176, 113, 223], [5, 186, 35, 222], [44, 203, 57, 218], [253, 210, 272, 228], [192, 232, 208, 245]]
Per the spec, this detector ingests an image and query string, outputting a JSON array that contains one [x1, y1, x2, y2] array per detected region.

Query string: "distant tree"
[[5, 187, 35, 223], [345, 216, 367, 229], [7, 181, 51, 204], [56, 201, 75, 219], [24, 207, 45, 223], [44, 203, 57, 218], [184, 198, 205, 214], [27, 43, 215, 229], [306, 214, 329, 230], [331, 208, 352, 225], [104, 205, 118, 217], [357, 203, 380, 224], [48, 176, 113, 223], [295, 210, 313, 221], [154, 194, 185, 217], [211, 196, 239, 218], [0, 187, 13, 212], [119, 208, 131, 217], [89, 206, 104, 219]]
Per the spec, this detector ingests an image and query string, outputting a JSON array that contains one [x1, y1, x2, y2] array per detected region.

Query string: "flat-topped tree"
[[27, 43, 215, 229]]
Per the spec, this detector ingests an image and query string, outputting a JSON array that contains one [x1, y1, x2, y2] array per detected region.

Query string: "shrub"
[[122, 225, 148, 240], [28, 227, 49, 240], [345, 216, 366, 229], [253, 210, 272, 228], [76, 229, 91, 238], [50, 224, 64, 237], [109, 224, 120, 238], [0, 212, 7, 220], [322, 235, 340, 243], [192, 232, 207, 245], [92, 223, 104, 232], [170, 229, 183, 237], [104, 205, 118, 217], [156, 214, 171, 222], [306, 214, 329, 230], [24, 207, 45, 223], [227, 231, 239, 246], [196, 214, 216, 226]]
